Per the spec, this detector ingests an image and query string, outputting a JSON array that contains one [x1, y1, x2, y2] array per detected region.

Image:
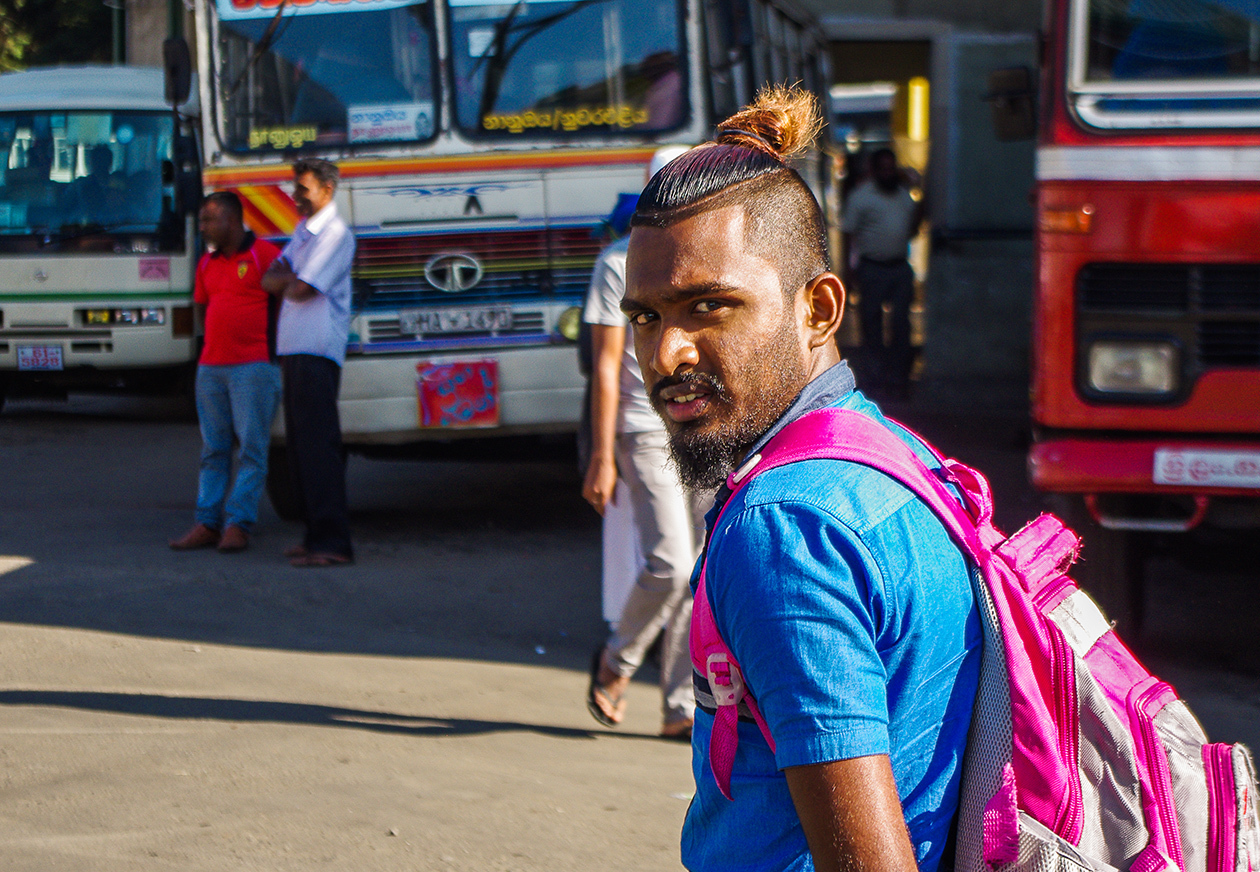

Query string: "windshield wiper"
[[224, 0, 292, 101], [475, 0, 606, 121]]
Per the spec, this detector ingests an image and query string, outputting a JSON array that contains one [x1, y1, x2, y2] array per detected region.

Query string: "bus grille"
[[1077, 263, 1260, 370], [353, 226, 604, 310], [1199, 322, 1260, 366], [364, 310, 547, 343]]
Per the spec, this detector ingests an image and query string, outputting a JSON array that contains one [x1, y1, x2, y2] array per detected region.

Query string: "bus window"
[[0, 111, 174, 243], [703, 0, 755, 123], [214, 0, 437, 152], [1086, 0, 1260, 82], [448, 0, 687, 138]]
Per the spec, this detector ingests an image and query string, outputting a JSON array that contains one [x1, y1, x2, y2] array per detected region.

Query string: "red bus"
[[1016, 0, 1260, 630]]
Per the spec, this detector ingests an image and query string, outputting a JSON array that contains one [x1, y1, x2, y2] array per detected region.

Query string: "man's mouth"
[[653, 377, 719, 424]]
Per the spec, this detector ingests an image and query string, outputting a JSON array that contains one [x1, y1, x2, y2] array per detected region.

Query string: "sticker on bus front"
[[417, 360, 499, 429]]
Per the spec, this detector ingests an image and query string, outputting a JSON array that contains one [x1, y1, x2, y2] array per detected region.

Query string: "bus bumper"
[[1030, 435, 1260, 495], [1030, 435, 1260, 531], [329, 343, 585, 445]]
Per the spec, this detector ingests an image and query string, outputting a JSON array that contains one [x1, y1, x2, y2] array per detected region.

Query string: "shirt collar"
[[208, 231, 257, 259], [303, 201, 337, 235], [708, 360, 857, 512]]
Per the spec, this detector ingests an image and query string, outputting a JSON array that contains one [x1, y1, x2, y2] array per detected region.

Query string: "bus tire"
[[1050, 493, 1148, 638], [266, 444, 303, 522]]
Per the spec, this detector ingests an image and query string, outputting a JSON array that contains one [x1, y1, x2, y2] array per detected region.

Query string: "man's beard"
[[652, 318, 809, 491]]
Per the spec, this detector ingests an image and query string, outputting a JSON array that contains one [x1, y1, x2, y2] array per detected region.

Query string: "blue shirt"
[[682, 365, 981, 872], [277, 201, 355, 365]]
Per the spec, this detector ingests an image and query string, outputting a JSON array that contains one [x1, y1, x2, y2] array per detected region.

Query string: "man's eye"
[[627, 312, 656, 326], [694, 301, 725, 314]]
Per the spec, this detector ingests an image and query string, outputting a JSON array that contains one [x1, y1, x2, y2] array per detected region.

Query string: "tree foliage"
[[0, 0, 115, 72]]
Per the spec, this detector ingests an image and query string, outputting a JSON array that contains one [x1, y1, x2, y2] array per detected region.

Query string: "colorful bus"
[[186, 0, 834, 508], [1016, 0, 1260, 629], [0, 66, 200, 409]]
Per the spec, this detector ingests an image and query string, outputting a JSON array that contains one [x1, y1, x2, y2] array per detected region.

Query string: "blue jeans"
[[195, 361, 283, 532]]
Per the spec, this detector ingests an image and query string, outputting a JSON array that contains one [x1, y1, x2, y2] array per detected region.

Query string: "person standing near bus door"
[[170, 191, 283, 554], [262, 158, 355, 568], [583, 145, 706, 740], [842, 147, 926, 399]]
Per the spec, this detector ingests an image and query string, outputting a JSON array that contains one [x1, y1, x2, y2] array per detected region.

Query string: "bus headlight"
[[1087, 340, 1178, 395], [556, 305, 583, 342], [81, 307, 167, 326]]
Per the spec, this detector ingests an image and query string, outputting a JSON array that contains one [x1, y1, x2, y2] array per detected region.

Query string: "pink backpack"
[[691, 407, 1260, 872]]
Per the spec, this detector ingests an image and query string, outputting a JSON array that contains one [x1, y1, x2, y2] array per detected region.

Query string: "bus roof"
[[0, 65, 194, 113]]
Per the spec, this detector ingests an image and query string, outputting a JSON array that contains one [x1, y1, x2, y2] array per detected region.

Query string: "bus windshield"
[[448, 0, 687, 137], [0, 110, 174, 241], [1084, 0, 1260, 83], [214, 0, 437, 153]]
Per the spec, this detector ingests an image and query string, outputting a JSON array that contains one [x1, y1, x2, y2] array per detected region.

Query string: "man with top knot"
[[620, 87, 980, 872]]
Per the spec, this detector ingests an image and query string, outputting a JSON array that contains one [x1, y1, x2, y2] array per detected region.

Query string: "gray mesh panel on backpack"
[[955, 564, 1013, 872]]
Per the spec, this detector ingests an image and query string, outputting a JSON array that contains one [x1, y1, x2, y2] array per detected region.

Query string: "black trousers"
[[856, 257, 915, 388], [281, 354, 352, 558]]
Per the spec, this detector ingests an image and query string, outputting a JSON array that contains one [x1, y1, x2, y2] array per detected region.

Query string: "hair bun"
[[714, 85, 823, 161]]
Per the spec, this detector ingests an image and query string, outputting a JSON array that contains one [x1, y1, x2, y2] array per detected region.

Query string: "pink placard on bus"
[[417, 360, 499, 428]]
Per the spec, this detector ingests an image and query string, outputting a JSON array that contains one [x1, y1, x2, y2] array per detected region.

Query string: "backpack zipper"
[[1050, 625, 1084, 843], [1134, 680, 1185, 871], [1203, 743, 1237, 872]]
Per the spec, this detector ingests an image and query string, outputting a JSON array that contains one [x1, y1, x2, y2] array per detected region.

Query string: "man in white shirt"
[[842, 148, 925, 398], [582, 146, 704, 739], [262, 158, 355, 567]]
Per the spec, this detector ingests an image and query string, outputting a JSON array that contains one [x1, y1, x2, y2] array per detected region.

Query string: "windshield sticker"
[[217, 0, 422, 21], [64, 114, 112, 145], [348, 103, 434, 143], [248, 125, 318, 150], [482, 104, 649, 134]]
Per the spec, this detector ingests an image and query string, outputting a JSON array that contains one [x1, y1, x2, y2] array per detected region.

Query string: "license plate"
[[417, 360, 499, 428], [1154, 448, 1260, 489], [17, 345, 64, 372], [399, 306, 512, 336]]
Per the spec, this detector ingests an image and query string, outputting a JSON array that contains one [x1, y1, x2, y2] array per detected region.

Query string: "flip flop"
[[289, 552, 352, 568], [660, 718, 694, 742], [283, 544, 309, 559], [586, 648, 626, 728]]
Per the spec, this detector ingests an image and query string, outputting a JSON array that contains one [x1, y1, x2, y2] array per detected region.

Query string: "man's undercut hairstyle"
[[631, 85, 830, 297], [292, 157, 339, 191], [205, 190, 243, 222]]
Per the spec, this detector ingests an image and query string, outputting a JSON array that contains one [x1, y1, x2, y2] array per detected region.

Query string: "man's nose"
[[650, 322, 700, 376]]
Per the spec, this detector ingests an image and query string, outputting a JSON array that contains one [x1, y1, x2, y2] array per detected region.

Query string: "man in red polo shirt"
[[170, 191, 282, 553]]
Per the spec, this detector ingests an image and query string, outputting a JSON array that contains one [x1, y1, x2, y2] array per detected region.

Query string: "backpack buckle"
[[706, 653, 745, 707]]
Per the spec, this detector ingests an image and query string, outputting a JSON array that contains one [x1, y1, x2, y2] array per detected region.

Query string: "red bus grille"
[[1077, 262, 1260, 370]]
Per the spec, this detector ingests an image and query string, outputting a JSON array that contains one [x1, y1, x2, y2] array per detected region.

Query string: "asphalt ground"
[[1, 387, 1258, 871]]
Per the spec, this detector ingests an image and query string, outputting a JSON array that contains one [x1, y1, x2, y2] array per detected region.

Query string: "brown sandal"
[[289, 552, 352, 568]]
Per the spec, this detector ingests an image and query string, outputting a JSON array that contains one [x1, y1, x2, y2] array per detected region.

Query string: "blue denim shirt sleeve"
[[708, 497, 894, 770]]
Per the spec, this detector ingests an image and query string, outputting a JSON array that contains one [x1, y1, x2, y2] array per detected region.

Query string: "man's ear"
[[801, 272, 845, 350]]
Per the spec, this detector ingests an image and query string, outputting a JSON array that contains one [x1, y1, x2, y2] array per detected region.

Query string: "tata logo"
[[424, 253, 483, 293]]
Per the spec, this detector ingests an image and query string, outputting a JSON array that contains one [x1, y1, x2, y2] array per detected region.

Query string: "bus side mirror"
[[983, 66, 1036, 142], [163, 38, 193, 107], [176, 171, 202, 216]]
